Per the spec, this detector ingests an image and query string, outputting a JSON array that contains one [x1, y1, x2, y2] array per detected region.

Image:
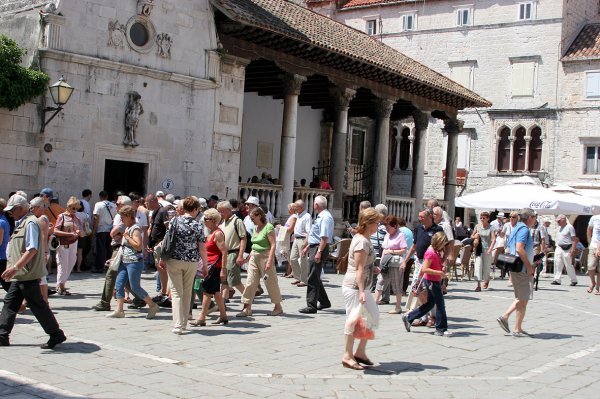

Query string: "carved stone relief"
[[108, 20, 126, 48], [137, 0, 154, 17], [155, 33, 172, 58]]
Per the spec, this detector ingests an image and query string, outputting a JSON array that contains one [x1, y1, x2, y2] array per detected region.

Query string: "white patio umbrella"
[[455, 178, 598, 215]]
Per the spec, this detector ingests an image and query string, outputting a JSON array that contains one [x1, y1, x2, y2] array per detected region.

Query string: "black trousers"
[[306, 246, 330, 310], [94, 232, 113, 271], [0, 260, 10, 292], [0, 279, 64, 340]]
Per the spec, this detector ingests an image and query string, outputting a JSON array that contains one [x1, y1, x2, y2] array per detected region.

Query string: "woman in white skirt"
[[472, 211, 496, 292], [341, 208, 381, 370]]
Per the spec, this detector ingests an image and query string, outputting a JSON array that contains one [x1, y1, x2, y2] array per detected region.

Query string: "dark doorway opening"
[[104, 159, 147, 200]]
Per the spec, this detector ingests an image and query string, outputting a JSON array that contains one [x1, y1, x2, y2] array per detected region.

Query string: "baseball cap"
[[156, 190, 165, 197], [245, 196, 260, 206], [198, 197, 208, 208], [4, 194, 29, 212], [40, 187, 55, 199], [497, 212, 505, 217]]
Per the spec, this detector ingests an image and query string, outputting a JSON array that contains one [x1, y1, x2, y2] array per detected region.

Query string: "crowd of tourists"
[[1, 186, 597, 371]]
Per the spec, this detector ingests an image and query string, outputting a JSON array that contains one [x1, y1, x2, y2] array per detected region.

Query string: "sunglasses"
[[204, 218, 213, 221]]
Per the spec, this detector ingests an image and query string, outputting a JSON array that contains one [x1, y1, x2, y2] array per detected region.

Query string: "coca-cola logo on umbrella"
[[529, 200, 553, 209]]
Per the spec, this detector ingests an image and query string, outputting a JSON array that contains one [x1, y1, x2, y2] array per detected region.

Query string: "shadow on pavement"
[[366, 361, 448, 375], [531, 332, 583, 340], [447, 316, 477, 323], [41, 341, 101, 354]]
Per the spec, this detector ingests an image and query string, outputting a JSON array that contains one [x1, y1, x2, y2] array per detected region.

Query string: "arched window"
[[512, 127, 526, 172], [399, 127, 411, 170], [497, 127, 510, 172], [528, 126, 542, 172], [390, 128, 398, 170]]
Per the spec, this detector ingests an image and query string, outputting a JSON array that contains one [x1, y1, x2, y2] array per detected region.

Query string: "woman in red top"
[[401, 232, 449, 336], [191, 208, 228, 326]]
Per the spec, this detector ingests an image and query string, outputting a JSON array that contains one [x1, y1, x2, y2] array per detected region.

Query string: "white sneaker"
[[171, 327, 182, 335], [106, 310, 125, 318]]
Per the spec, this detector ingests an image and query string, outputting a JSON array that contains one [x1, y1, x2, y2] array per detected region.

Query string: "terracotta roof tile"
[[563, 23, 600, 61], [341, 0, 417, 9], [211, 0, 491, 108]]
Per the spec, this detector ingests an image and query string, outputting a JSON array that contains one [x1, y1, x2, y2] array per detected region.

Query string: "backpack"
[[234, 216, 253, 254], [159, 216, 178, 261]]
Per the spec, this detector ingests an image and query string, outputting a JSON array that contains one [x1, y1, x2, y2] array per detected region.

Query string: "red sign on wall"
[[442, 168, 468, 186]]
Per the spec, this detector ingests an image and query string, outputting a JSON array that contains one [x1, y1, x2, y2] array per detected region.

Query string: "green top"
[[251, 223, 274, 253]]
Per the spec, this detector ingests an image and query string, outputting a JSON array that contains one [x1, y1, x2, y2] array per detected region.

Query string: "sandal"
[[587, 285, 595, 293], [190, 320, 206, 327], [595, 291, 600, 296], [474, 286, 481, 292], [342, 360, 364, 370], [483, 281, 489, 290], [353, 355, 374, 366]]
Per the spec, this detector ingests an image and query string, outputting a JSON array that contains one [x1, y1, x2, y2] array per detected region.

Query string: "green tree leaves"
[[0, 35, 49, 110]]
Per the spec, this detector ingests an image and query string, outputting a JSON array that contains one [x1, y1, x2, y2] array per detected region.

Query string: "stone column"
[[524, 135, 532, 172], [279, 73, 306, 207], [443, 118, 463, 220], [408, 130, 415, 171], [411, 111, 429, 224], [329, 87, 356, 209], [373, 98, 395, 205], [508, 135, 515, 172]]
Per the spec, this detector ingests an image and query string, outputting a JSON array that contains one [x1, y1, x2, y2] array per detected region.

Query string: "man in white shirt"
[[92, 191, 116, 273], [290, 199, 311, 286], [81, 189, 92, 221], [552, 214, 578, 286], [587, 213, 600, 294]]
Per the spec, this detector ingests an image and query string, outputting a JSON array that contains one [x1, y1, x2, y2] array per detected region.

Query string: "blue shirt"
[[507, 221, 533, 272], [0, 214, 10, 260], [308, 209, 334, 245], [400, 226, 414, 258]]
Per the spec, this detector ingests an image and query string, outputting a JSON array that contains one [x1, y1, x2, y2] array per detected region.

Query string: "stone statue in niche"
[[108, 20, 126, 48], [124, 91, 143, 147], [155, 33, 172, 58], [137, 0, 154, 17]]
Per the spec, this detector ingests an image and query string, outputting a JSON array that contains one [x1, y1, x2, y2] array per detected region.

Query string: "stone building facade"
[[306, 0, 600, 215], [0, 0, 245, 200]]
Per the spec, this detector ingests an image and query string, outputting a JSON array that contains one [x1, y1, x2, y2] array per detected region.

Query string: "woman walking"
[[374, 215, 407, 314], [236, 207, 283, 317], [472, 211, 496, 292], [402, 231, 449, 336], [53, 196, 84, 295], [159, 196, 208, 334], [191, 208, 228, 326], [342, 208, 381, 370], [106, 206, 159, 319]]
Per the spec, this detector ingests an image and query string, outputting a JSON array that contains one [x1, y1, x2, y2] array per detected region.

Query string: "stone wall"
[[0, 0, 239, 201]]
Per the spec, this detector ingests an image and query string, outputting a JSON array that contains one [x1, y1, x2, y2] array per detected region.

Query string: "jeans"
[[407, 280, 448, 332], [94, 232, 112, 271], [115, 261, 148, 299], [99, 265, 143, 307], [0, 279, 64, 340], [306, 245, 330, 310]]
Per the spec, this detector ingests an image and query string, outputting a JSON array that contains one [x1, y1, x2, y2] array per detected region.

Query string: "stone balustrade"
[[238, 183, 334, 220], [386, 196, 417, 226]]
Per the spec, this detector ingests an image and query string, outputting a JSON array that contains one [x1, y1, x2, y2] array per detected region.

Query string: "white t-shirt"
[[93, 200, 116, 233], [81, 199, 92, 220], [589, 215, 600, 247], [556, 223, 576, 247], [136, 208, 149, 228]]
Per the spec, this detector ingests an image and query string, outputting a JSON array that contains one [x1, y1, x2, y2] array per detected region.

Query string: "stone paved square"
[[0, 269, 598, 398]]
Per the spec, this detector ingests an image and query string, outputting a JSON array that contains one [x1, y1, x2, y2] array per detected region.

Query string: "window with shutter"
[[519, 2, 534, 20], [366, 20, 377, 35], [451, 65, 473, 89], [528, 127, 542, 172], [512, 61, 535, 97], [586, 72, 600, 98], [456, 8, 471, 26], [402, 14, 416, 31], [513, 127, 527, 172]]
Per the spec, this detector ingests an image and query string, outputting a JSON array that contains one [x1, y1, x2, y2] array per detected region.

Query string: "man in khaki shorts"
[[497, 209, 537, 337], [217, 201, 247, 301], [587, 213, 600, 294]]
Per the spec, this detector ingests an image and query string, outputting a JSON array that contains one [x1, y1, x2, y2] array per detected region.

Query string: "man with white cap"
[[156, 191, 171, 208], [0, 195, 66, 348], [552, 214, 578, 286]]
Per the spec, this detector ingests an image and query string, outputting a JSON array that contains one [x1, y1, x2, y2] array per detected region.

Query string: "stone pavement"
[[0, 268, 599, 399]]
